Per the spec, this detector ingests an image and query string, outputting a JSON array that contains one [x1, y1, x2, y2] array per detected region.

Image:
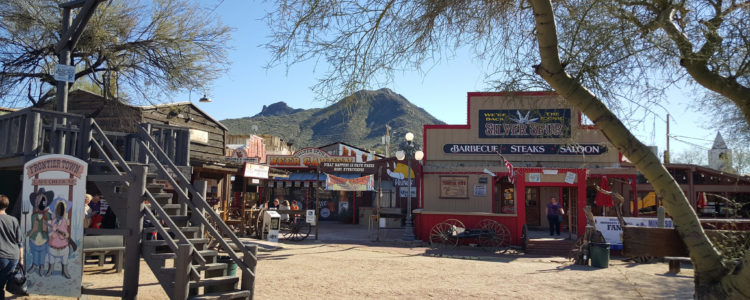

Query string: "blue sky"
[[183, 1, 717, 157]]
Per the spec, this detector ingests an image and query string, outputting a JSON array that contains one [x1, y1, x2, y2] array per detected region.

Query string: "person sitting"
[[290, 200, 300, 220], [83, 194, 93, 229], [88, 194, 104, 229], [279, 200, 291, 222], [268, 198, 280, 210]]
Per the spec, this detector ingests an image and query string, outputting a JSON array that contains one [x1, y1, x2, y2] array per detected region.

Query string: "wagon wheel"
[[477, 219, 512, 253], [254, 208, 266, 239], [429, 219, 464, 250], [281, 218, 311, 241]]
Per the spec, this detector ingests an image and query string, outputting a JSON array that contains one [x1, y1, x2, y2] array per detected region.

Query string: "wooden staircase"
[[83, 121, 257, 299]]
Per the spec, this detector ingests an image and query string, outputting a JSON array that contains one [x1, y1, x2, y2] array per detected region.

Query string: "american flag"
[[497, 152, 515, 184]]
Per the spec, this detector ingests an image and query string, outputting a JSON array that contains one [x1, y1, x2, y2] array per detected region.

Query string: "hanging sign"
[[243, 163, 269, 179], [443, 143, 607, 155], [53, 64, 76, 82], [22, 154, 87, 298], [479, 109, 571, 138], [325, 174, 374, 191], [564, 171, 577, 184], [268, 147, 354, 168]]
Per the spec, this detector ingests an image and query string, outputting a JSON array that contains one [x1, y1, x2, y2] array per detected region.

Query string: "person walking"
[[546, 196, 564, 236], [0, 194, 23, 300]]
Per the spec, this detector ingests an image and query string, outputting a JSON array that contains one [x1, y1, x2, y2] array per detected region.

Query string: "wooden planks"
[[622, 226, 689, 257]]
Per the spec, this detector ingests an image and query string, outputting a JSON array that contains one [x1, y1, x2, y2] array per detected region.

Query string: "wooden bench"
[[83, 235, 125, 273], [664, 256, 691, 274]]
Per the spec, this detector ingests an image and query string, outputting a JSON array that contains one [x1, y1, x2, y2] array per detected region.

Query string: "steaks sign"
[[443, 143, 608, 155]]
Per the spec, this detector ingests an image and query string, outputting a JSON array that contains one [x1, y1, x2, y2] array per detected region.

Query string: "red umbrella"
[[595, 177, 613, 207], [697, 192, 707, 209]]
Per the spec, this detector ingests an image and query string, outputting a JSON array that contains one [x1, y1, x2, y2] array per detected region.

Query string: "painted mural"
[[21, 155, 87, 298]]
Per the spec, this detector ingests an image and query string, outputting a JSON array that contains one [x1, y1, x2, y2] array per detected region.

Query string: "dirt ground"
[[9, 241, 695, 300]]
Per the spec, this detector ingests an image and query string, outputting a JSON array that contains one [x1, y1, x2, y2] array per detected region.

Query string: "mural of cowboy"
[[27, 188, 52, 276]]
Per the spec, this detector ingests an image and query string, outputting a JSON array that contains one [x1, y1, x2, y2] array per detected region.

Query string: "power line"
[[670, 136, 710, 150], [670, 135, 714, 142]]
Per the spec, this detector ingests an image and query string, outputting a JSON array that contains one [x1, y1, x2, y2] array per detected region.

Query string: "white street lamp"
[[397, 132, 423, 241]]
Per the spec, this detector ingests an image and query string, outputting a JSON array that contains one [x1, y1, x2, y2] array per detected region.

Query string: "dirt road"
[[10, 241, 694, 300]]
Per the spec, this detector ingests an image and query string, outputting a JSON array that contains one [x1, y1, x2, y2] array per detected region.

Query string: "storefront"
[[265, 148, 367, 222], [415, 92, 636, 245]]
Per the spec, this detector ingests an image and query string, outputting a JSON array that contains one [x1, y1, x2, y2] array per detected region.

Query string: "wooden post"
[[78, 118, 93, 161], [241, 245, 257, 298], [657, 206, 665, 228], [123, 164, 147, 300], [315, 167, 320, 240], [56, 8, 72, 152], [173, 244, 193, 300], [23, 111, 41, 159], [376, 166, 382, 241], [241, 177, 247, 236], [193, 181, 207, 239]]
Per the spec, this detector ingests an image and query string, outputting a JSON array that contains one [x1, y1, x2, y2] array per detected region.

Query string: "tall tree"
[[265, 0, 749, 298], [0, 0, 232, 107]]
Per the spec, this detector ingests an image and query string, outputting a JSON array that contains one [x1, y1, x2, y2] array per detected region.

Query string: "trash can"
[[205, 256, 238, 293], [590, 243, 610, 268]]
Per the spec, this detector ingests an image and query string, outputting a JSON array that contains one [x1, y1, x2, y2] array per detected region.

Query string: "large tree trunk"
[[529, 1, 749, 299]]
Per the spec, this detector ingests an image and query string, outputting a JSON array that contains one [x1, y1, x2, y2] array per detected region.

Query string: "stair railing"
[[87, 120, 206, 278], [136, 125, 257, 275]]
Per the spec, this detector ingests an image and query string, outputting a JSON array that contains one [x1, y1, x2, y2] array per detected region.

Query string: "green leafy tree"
[[0, 0, 232, 107], [265, 0, 749, 298]]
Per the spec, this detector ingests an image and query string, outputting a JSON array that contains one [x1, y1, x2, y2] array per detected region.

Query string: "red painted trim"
[[424, 124, 470, 129], [467, 91, 557, 97], [423, 171, 488, 175]]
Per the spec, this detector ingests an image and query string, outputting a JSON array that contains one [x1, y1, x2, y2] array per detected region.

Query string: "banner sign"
[[479, 109, 571, 138], [326, 174, 374, 191], [268, 147, 354, 168], [443, 143, 607, 155], [243, 163, 269, 179], [22, 155, 87, 298], [594, 217, 674, 250], [321, 162, 376, 173]]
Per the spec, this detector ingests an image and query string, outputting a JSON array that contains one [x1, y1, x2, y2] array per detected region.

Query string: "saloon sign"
[[268, 147, 354, 168], [443, 143, 607, 155], [479, 109, 571, 138]]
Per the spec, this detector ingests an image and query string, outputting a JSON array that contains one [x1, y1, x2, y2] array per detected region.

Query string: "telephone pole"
[[56, 0, 107, 113]]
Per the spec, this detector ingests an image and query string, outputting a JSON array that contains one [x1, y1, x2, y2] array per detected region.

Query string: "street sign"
[[399, 187, 417, 197], [54, 64, 76, 82]]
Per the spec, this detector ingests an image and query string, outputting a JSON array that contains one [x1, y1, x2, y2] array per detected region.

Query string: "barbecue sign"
[[479, 109, 571, 138], [443, 143, 607, 155]]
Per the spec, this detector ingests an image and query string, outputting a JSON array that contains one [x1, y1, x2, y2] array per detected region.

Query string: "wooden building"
[[64, 90, 238, 208], [416, 92, 637, 245], [635, 163, 750, 218]]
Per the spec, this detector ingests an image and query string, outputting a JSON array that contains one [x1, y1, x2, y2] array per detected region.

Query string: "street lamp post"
[[396, 132, 424, 241]]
